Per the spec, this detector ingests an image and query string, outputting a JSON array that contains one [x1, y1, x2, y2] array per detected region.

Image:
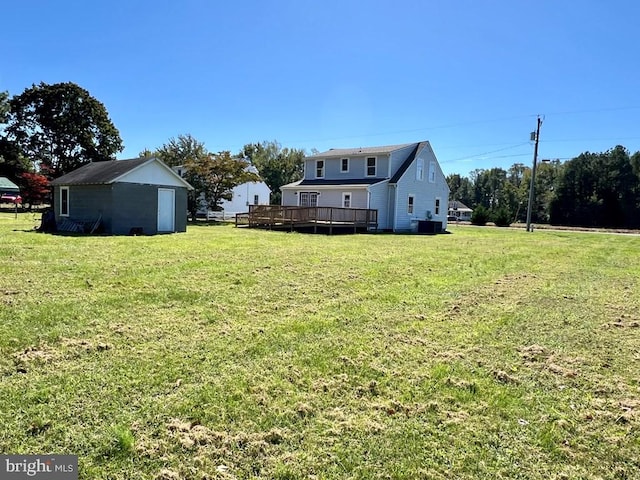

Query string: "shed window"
[[341, 158, 349, 173], [408, 195, 414, 214], [429, 161, 436, 183], [435, 198, 441, 215], [366, 157, 377, 177], [60, 187, 69, 216], [253, 194, 259, 205], [316, 160, 324, 178], [342, 192, 351, 208]]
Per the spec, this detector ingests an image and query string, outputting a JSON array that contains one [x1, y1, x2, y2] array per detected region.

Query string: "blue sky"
[[3, 0, 640, 176]]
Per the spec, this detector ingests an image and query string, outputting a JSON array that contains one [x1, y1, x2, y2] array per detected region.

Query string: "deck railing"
[[237, 205, 378, 233]]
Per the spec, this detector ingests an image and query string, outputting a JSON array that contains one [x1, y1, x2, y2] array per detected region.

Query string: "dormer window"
[[366, 157, 377, 177], [341, 158, 349, 173], [316, 160, 324, 178]]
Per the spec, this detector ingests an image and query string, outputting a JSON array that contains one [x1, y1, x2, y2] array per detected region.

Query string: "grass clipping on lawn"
[[0, 215, 639, 479]]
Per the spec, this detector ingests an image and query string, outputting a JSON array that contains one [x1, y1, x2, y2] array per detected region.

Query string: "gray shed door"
[[157, 188, 175, 232]]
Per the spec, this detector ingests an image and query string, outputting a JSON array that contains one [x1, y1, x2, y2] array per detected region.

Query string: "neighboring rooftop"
[[0, 177, 20, 191]]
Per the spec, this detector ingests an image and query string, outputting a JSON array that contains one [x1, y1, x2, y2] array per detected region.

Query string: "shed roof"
[[50, 157, 192, 189]]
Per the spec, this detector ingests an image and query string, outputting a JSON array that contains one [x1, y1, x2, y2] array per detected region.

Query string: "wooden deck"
[[236, 205, 378, 234]]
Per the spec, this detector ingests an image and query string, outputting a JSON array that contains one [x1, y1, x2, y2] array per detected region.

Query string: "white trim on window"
[[428, 161, 436, 183], [416, 158, 424, 181], [60, 186, 70, 217], [315, 160, 325, 178], [435, 197, 441, 215], [299, 191, 319, 207], [342, 192, 352, 208], [407, 194, 415, 215], [341, 158, 349, 173], [366, 157, 377, 177]]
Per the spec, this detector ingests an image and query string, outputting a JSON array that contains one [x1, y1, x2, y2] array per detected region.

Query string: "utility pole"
[[526, 115, 542, 232]]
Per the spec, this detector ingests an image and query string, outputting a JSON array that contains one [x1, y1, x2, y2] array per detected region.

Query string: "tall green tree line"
[[448, 145, 640, 229]]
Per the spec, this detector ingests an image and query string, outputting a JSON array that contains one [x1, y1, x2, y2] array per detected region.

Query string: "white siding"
[[305, 155, 391, 180], [392, 144, 450, 231], [368, 181, 390, 230], [121, 161, 187, 187], [388, 144, 418, 177], [215, 181, 271, 214], [282, 187, 369, 208], [281, 189, 298, 206]]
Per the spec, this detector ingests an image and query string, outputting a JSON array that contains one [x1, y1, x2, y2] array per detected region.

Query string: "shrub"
[[471, 205, 490, 226], [492, 208, 512, 227]]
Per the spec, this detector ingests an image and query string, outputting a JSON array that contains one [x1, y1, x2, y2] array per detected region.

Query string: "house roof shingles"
[[305, 143, 414, 159], [50, 158, 154, 186]]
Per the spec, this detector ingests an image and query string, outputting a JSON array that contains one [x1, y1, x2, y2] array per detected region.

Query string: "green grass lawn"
[[1, 213, 639, 479]]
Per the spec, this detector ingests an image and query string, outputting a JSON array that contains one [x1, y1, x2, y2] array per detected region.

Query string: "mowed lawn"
[[0, 213, 639, 480]]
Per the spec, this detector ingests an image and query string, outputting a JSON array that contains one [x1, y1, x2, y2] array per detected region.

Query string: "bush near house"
[[471, 205, 490, 225], [492, 207, 512, 227]]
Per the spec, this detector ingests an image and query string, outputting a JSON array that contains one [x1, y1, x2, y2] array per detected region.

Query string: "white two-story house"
[[280, 141, 449, 232]]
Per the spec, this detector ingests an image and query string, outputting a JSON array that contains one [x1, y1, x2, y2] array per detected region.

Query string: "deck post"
[[329, 207, 333, 235]]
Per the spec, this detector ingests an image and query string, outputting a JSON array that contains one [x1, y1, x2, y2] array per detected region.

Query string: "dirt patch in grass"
[[519, 344, 579, 378], [10, 337, 113, 373]]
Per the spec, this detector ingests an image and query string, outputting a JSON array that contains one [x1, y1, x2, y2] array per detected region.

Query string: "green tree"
[[470, 205, 490, 225], [155, 134, 207, 167], [446, 173, 474, 207], [241, 141, 305, 204], [0, 138, 32, 179], [550, 146, 638, 228], [138, 148, 155, 158], [0, 91, 9, 125], [184, 151, 260, 218], [6, 82, 123, 177]]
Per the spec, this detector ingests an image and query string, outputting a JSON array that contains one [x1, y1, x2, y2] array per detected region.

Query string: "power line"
[[440, 142, 531, 163]]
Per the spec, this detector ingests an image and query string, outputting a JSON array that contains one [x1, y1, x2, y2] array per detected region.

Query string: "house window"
[[342, 192, 351, 208], [429, 161, 436, 183], [299, 192, 318, 207], [60, 187, 69, 216], [316, 160, 324, 178], [407, 195, 414, 215], [416, 158, 424, 181], [253, 194, 259, 205], [366, 157, 376, 177], [435, 198, 441, 215], [341, 158, 349, 173]]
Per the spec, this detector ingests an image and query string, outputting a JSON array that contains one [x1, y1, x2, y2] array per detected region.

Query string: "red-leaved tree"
[[19, 172, 49, 210]]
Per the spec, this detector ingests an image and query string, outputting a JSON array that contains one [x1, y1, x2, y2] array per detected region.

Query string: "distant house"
[[173, 163, 271, 218], [280, 141, 449, 232], [448, 200, 473, 221], [50, 157, 193, 235]]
